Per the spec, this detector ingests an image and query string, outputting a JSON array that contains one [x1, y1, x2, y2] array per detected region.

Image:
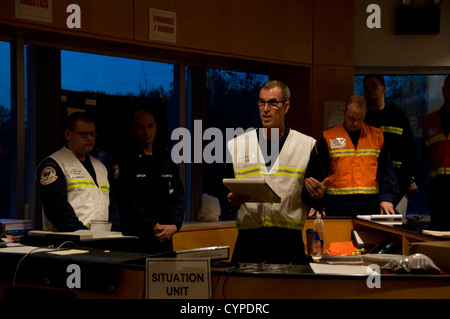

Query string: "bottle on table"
[[313, 213, 324, 258]]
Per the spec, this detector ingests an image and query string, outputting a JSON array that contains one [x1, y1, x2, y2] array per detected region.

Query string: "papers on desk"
[[27, 230, 137, 240], [223, 176, 281, 203], [0, 242, 53, 254], [176, 246, 229, 260], [422, 230, 450, 238], [0, 242, 89, 256], [356, 214, 403, 225], [310, 263, 378, 275], [47, 249, 89, 255]]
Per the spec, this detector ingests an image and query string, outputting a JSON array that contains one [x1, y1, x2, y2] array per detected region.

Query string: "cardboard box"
[[409, 241, 450, 272]]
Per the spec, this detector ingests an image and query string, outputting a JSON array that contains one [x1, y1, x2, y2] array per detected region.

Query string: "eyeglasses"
[[71, 130, 97, 138], [257, 99, 286, 109]]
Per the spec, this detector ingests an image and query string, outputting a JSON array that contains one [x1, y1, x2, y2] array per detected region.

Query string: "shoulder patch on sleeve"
[[40, 166, 58, 185]]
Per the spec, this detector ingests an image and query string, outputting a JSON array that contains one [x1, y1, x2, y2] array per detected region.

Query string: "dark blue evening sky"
[[0, 42, 173, 112]]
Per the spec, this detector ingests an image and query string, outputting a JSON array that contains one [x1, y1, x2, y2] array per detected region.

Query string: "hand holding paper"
[[227, 192, 251, 207], [223, 176, 281, 204]]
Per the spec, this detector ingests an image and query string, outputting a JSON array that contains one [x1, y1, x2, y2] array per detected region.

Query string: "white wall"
[[355, 0, 450, 71]]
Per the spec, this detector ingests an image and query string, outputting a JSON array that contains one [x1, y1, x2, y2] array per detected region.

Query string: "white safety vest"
[[227, 129, 316, 230], [50, 147, 109, 225]]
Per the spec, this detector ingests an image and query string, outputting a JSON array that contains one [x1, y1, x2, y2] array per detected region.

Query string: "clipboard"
[[223, 177, 281, 203]]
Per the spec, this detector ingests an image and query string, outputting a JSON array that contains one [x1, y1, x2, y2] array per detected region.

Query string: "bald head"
[[345, 95, 367, 111], [343, 95, 367, 132]]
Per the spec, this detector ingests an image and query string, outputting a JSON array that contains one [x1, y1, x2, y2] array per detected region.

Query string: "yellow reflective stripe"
[[329, 149, 355, 157], [392, 161, 402, 168], [430, 167, 450, 178], [262, 215, 305, 230], [236, 171, 265, 178], [67, 179, 109, 192], [425, 134, 446, 147], [67, 179, 96, 189], [272, 166, 306, 178], [234, 165, 266, 178], [328, 186, 379, 195], [356, 149, 380, 157], [99, 184, 110, 192], [329, 149, 380, 157], [380, 126, 403, 135]]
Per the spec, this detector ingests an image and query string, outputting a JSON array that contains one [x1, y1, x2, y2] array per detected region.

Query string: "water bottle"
[[313, 213, 324, 258]]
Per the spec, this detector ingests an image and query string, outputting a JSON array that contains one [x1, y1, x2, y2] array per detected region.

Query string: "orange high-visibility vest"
[[323, 124, 384, 195], [423, 109, 450, 178]]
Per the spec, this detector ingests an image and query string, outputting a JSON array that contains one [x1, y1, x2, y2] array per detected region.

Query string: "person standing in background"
[[109, 110, 185, 254], [304, 95, 399, 216], [36, 112, 110, 231], [363, 74, 418, 209], [422, 75, 450, 230]]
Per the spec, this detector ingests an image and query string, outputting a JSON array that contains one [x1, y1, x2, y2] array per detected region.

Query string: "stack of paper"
[[0, 219, 32, 236], [176, 246, 229, 260], [356, 214, 403, 225], [310, 263, 377, 275], [27, 229, 137, 240]]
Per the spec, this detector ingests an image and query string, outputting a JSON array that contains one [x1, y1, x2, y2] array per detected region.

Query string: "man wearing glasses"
[[225, 80, 316, 265], [36, 112, 110, 231]]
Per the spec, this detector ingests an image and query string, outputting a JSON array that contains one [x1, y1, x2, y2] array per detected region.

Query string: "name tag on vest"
[[68, 167, 85, 179], [329, 138, 346, 149]]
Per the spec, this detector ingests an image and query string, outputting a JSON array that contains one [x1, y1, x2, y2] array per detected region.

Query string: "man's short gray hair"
[[261, 80, 291, 101]]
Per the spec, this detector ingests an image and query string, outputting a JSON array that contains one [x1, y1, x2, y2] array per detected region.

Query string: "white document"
[[223, 177, 281, 203], [47, 249, 89, 256], [357, 214, 402, 220], [27, 230, 138, 240], [356, 214, 403, 225], [309, 263, 377, 275], [324, 101, 345, 130], [422, 230, 450, 238], [0, 244, 53, 254]]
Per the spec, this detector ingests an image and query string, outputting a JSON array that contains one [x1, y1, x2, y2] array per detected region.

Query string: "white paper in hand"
[[223, 176, 281, 203]]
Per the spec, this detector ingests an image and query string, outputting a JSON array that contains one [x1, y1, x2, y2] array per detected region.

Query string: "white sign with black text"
[[145, 258, 211, 299]]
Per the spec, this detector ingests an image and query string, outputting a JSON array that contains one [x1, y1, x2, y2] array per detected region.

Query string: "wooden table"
[[352, 217, 449, 255]]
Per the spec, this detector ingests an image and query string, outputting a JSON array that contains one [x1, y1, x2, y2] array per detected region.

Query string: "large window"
[[61, 50, 178, 136], [0, 41, 11, 218], [61, 51, 174, 96], [355, 74, 447, 215]]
